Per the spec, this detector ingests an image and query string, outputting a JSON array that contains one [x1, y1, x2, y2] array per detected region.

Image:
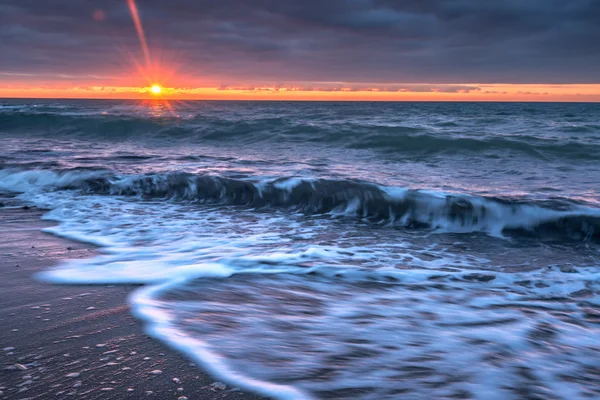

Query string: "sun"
[[151, 85, 162, 95]]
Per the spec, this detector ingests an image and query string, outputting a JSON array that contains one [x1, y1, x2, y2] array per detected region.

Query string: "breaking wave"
[[2, 168, 599, 242]]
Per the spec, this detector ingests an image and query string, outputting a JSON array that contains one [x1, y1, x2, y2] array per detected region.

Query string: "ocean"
[[1, 99, 599, 399]]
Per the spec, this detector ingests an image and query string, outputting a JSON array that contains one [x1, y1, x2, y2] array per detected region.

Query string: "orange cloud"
[[1, 83, 600, 102]]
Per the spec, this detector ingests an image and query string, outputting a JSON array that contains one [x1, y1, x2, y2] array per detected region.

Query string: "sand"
[[0, 201, 264, 400]]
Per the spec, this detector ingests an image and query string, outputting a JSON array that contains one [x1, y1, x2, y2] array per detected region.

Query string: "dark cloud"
[[0, 0, 599, 84]]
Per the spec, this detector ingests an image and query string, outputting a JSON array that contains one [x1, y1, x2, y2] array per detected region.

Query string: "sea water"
[[1, 100, 599, 399]]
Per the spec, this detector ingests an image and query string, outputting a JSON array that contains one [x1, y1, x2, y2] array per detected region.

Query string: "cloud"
[[0, 0, 599, 85], [216, 83, 482, 93]]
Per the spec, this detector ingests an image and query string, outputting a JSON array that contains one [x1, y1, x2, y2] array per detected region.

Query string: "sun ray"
[[127, 0, 151, 68]]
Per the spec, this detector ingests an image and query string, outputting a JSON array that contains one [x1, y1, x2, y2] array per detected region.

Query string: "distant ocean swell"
[[2, 111, 600, 159], [2, 168, 599, 242]]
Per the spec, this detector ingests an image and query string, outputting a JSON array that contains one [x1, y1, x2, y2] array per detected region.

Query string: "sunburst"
[[151, 85, 162, 95]]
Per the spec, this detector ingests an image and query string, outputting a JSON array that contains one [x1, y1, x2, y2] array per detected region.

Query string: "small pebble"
[[127, 388, 135, 392], [15, 364, 28, 371], [95, 344, 106, 348], [150, 369, 163, 375], [143, 357, 151, 360], [172, 378, 180, 384], [65, 373, 80, 378], [145, 391, 154, 395], [178, 397, 188, 400], [3, 347, 15, 352], [73, 381, 82, 388], [211, 382, 227, 390], [100, 387, 114, 391], [86, 307, 96, 310]]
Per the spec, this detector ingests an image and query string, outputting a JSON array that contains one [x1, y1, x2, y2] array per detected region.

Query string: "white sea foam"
[[0, 169, 106, 193], [2, 169, 600, 399]]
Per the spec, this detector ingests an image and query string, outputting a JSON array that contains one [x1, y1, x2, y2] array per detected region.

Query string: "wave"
[[1, 111, 599, 159], [2, 168, 599, 243], [0, 112, 172, 138]]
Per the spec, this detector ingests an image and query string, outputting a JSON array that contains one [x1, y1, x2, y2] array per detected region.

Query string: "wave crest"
[[2, 168, 599, 242]]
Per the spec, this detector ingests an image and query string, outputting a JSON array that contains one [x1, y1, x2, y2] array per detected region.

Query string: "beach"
[[0, 202, 262, 400]]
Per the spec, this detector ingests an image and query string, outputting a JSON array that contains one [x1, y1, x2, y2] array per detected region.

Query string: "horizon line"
[[1, 96, 599, 103]]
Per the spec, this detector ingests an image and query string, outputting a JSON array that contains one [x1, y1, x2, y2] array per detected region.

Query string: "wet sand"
[[0, 202, 264, 400]]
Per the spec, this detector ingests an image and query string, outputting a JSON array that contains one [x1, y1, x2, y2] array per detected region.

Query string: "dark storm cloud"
[[0, 0, 599, 84]]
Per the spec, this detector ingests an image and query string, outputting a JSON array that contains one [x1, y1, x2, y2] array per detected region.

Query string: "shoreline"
[[0, 203, 264, 399]]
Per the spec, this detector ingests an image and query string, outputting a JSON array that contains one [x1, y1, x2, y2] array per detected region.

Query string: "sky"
[[1, 0, 599, 101]]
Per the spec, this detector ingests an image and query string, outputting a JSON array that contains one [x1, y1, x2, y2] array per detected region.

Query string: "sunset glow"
[[1, 1, 598, 102], [1, 83, 600, 102]]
